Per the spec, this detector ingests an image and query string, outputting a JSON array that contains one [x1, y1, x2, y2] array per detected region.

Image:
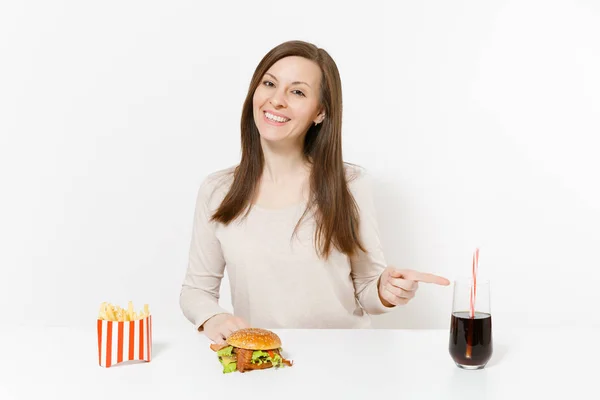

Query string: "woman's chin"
[[258, 130, 289, 143]]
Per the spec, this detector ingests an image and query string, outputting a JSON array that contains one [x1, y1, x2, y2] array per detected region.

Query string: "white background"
[[1, 0, 599, 332]]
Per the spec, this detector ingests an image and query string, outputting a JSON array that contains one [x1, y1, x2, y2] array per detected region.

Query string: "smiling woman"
[[253, 57, 325, 143], [179, 40, 449, 344]]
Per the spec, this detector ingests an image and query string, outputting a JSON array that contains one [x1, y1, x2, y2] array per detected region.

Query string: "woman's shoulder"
[[203, 165, 236, 188], [344, 162, 373, 191], [343, 163, 378, 212], [196, 165, 237, 208]]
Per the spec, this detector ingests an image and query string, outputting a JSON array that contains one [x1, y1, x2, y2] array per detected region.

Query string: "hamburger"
[[210, 328, 293, 373]]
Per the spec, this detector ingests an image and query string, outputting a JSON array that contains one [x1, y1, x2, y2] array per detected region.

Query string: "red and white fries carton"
[[97, 316, 152, 367]]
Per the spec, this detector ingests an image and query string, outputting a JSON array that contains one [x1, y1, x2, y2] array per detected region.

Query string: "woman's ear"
[[314, 110, 326, 125]]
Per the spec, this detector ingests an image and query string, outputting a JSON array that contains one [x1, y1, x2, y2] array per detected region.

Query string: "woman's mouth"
[[263, 111, 290, 126]]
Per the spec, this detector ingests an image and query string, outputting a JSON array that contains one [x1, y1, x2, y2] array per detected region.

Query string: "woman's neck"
[[260, 139, 311, 184]]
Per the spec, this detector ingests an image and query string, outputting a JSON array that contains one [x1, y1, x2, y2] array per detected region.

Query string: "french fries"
[[98, 301, 150, 321]]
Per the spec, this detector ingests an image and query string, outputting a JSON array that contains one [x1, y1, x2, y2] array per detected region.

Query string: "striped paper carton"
[[97, 315, 152, 367]]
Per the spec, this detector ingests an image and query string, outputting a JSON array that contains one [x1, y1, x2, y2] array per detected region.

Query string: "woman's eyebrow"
[[265, 72, 311, 88]]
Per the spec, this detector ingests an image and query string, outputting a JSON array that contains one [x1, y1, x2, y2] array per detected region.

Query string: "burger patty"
[[211, 343, 293, 372], [237, 348, 293, 372], [236, 348, 273, 373]]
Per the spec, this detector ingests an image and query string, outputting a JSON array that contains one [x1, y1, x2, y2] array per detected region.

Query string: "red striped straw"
[[469, 248, 480, 318]]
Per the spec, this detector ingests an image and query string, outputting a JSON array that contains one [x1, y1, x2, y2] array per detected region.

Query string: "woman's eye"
[[292, 90, 305, 97], [263, 80, 274, 87]]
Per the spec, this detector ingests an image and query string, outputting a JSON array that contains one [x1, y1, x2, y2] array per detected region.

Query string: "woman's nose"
[[269, 89, 287, 108]]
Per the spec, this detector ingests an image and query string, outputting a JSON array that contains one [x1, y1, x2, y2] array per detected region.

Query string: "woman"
[[180, 40, 449, 344]]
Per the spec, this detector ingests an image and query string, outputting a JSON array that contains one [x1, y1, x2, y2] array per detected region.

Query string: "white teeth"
[[265, 112, 289, 123]]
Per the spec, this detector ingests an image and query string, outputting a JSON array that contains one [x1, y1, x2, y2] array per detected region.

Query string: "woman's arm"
[[179, 175, 231, 331], [348, 168, 397, 315]]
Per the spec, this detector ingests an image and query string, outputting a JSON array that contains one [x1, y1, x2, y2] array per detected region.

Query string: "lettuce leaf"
[[218, 353, 237, 374], [216, 346, 233, 357], [251, 350, 270, 363], [250, 350, 285, 367], [222, 362, 237, 373], [270, 353, 282, 367], [217, 346, 237, 373]]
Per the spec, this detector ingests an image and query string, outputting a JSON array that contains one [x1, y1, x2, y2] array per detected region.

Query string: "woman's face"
[[252, 56, 325, 144]]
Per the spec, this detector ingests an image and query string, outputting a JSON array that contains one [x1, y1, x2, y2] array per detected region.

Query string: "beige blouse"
[[179, 164, 395, 330]]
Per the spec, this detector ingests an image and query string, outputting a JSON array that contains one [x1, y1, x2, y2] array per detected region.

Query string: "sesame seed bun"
[[226, 328, 282, 350]]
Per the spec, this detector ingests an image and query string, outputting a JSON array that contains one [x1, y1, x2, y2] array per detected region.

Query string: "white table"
[[1, 326, 597, 399]]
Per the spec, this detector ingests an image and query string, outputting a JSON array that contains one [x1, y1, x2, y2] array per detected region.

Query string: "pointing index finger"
[[389, 268, 451, 286], [414, 272, 450, 286]]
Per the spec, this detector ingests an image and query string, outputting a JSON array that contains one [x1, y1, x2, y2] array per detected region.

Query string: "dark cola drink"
[[449, 311, 493, 369]]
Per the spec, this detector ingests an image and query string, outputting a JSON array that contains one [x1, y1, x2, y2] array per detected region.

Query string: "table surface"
[[0, 325, 598, 400]]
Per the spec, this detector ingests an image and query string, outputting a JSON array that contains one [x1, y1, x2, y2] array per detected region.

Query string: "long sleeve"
[[179, 175, 231, 331], [348, 168, 396, 315]]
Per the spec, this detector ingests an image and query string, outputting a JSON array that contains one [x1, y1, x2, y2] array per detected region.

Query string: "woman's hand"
[[202, 313, 250, 344], [378, 267, 450, 307]]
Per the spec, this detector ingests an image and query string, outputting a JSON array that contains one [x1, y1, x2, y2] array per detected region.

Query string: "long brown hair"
[[211, 40, 366, 259]]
